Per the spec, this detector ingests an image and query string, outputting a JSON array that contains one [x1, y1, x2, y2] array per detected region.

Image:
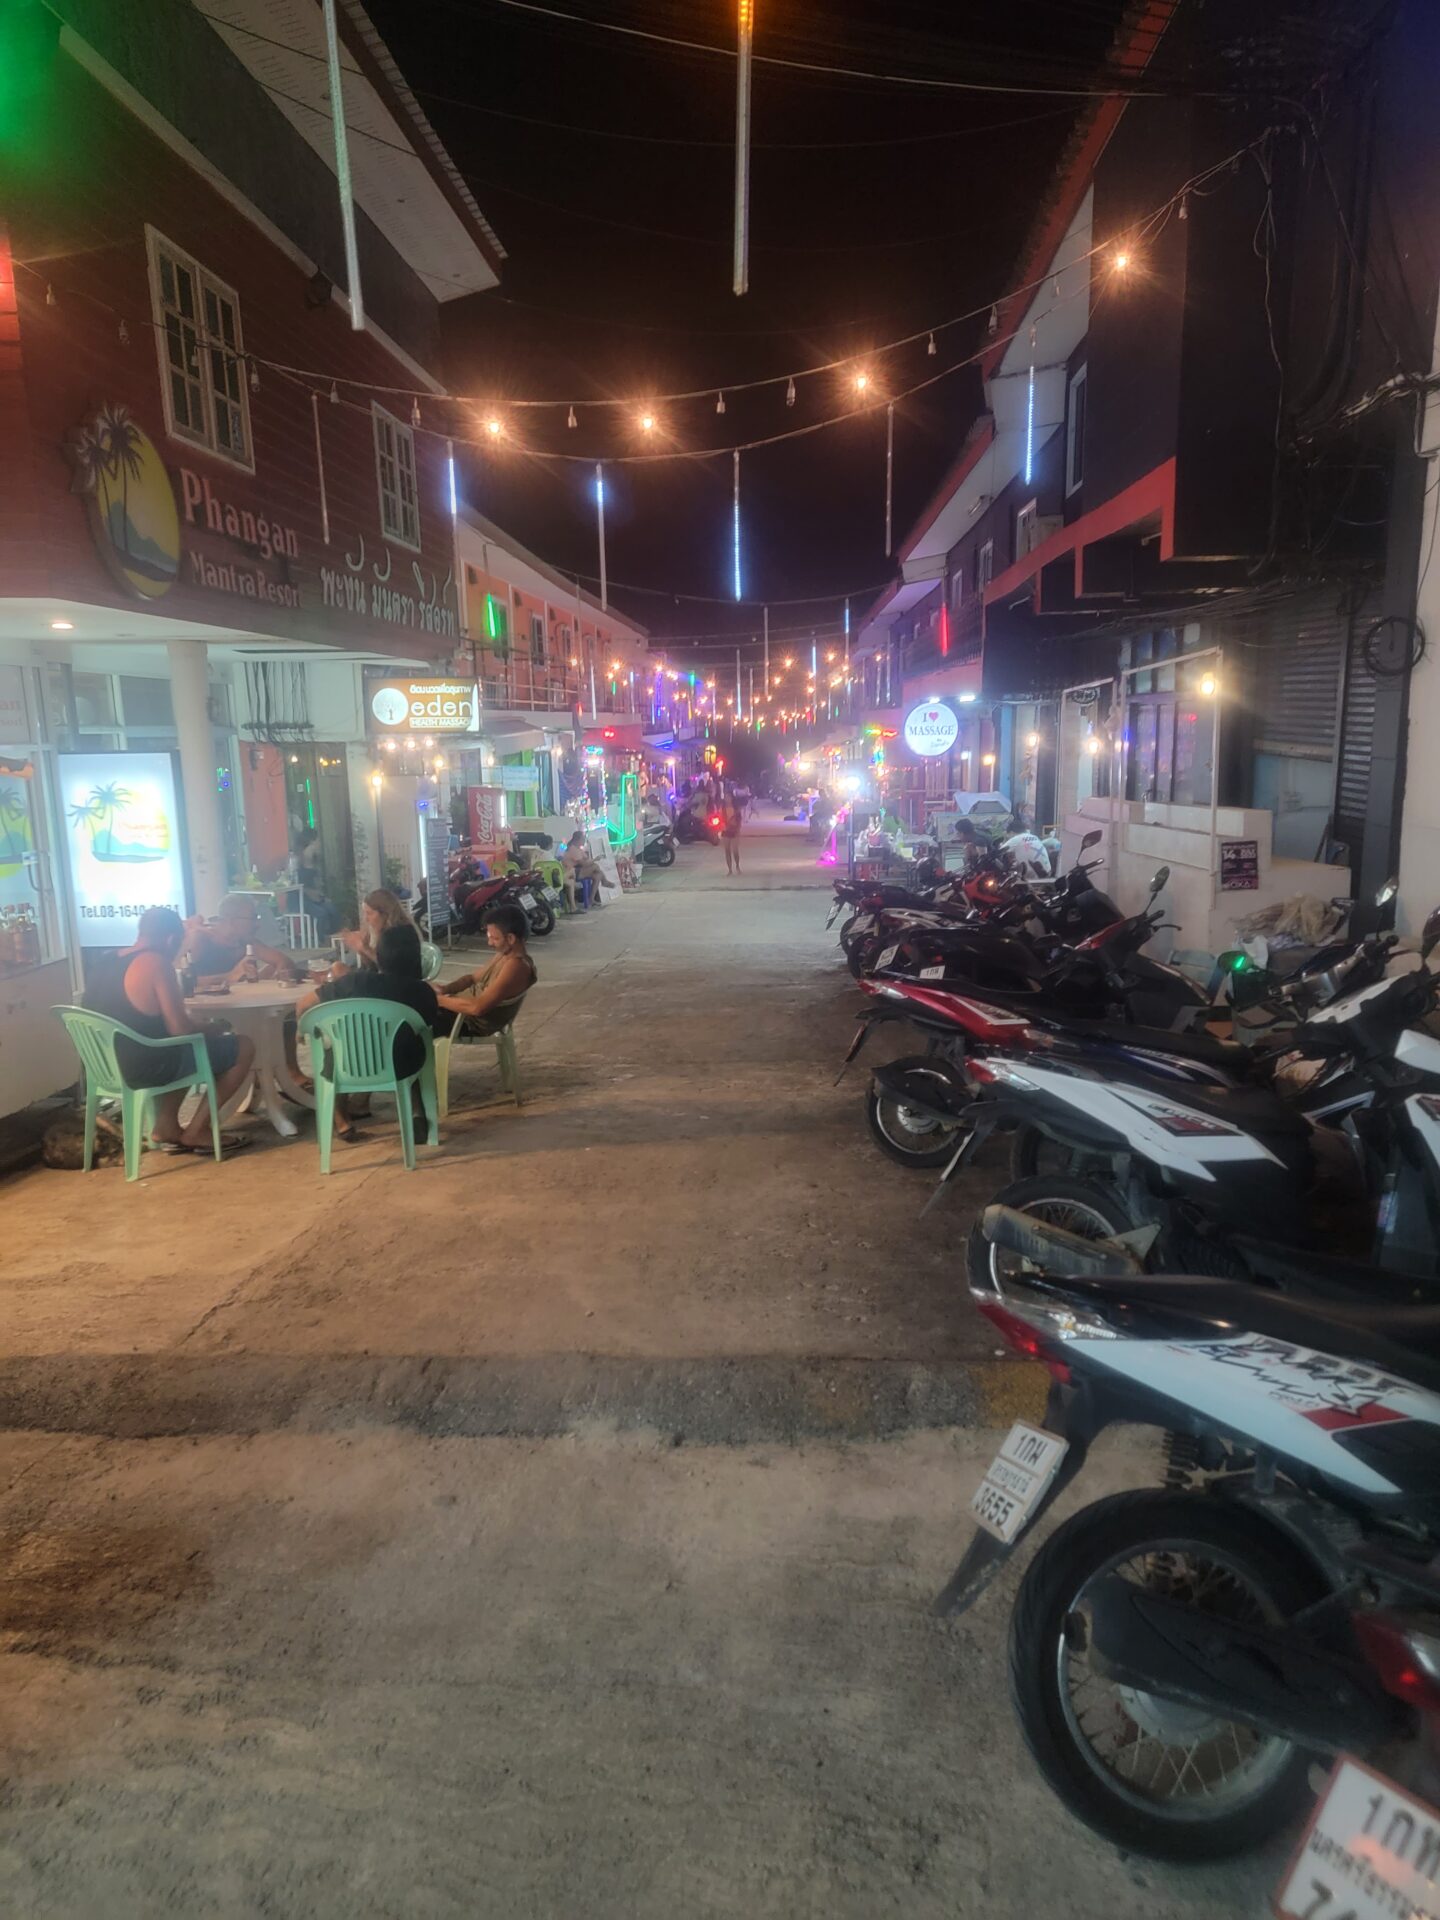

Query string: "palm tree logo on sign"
[[67, 781, 170, 865], [0, 778, 33, 878], [68, 403, 181, 600]]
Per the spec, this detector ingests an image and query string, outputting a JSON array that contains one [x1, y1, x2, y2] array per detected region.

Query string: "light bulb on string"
[[567, 404, 578, 429], [485, 416, 504, 439], [118, 318, 129, 346], [411, 398, 422, 428], [45, 284, 55, 307], [987, 305, 998, 336], [715, 391, 726, 415], [785, 376, 796, 407], [329, 382, 339, 404], [1113, 247, 1132, 272], [926, 332, 936, 356], [249, 362, 260, 393], [853, 370, 869, 394], [639, 411, 656, 434], [1178, 193, 1189, 221]]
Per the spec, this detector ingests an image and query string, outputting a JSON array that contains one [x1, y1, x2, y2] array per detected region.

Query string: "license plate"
[[920, 964, 946, 980], [971, 1423, 1068, 1544], [519, 891, 536, 909], [875, 944, 899, 970], [851, 914, 874, 936], [1276, 1757, 1440, 1920]]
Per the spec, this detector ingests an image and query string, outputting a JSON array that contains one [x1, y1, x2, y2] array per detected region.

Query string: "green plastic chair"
[[297, 999, 439, 1173], [53, 1005, 222, 1182], [433, 1006, 523, 1118]]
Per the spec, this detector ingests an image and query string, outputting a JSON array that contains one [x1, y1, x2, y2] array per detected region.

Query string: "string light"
[[853, 370, 869, 393], [785, 375, 796, 407], [45, 283, 55, 307], [926, 332, 936, 356], [410, 397, 422, 427], [987, 304, 998, 335], [329, 382, 339, 404], [716, 391, 727, 414], [567, 404, 578, 428], [1113, 247, 1131, 271], [117, 318, 129, 345], [485, 416, 504, 438], [640, 411, 656, 433]]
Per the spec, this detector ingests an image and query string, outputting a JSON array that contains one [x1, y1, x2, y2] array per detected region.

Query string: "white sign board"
[[58, 751, 189, 947], [1275, 1757, 1440, 1920], [903, 701, 960, 758]]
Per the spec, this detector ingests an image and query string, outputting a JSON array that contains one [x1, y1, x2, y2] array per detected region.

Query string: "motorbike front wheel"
[[967, 1174, 1136, 1291], [1009, 1490, 1323, 1860], [650, 842, 676, 867], [865, 1056, 971, 1168]]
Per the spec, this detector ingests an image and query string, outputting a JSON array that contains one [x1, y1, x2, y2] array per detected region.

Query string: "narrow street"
[[0, 818, 1272, 1917]]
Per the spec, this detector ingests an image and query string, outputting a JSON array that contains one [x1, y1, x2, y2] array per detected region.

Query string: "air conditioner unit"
[[1019, 513, 1063, 557]]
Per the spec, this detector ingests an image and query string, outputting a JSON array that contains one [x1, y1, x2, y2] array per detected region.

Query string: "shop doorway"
[[283, 745, 356, 924]]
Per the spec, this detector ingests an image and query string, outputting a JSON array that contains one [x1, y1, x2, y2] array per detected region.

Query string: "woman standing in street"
[[721, 789, 744, 876]]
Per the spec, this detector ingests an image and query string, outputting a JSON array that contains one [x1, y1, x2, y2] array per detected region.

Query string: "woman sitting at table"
[[436, 906, 536, 1038], [334, 889, 412, 971], [295, 923, 447, 1144], [86, 906, 256, 1156]]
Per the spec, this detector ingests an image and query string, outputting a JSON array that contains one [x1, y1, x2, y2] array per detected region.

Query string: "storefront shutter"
[[1243, 596, 1347, 757]]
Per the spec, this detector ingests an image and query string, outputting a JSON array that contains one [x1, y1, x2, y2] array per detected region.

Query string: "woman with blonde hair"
[[338, 888, 412, 969]]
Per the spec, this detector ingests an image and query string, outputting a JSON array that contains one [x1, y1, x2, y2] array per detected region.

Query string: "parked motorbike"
[[946, 912, 1440, 1293], [639, 819, 677, 866], [457, 867, 557, 937], [938, 1209, 1440, 1860]]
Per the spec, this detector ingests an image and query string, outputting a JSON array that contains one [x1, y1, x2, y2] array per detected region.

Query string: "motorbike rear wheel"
[[865, 1056, 971, 1168], [649, 842, 676, 867], [968, 1174, 1136, 1291], [526, 899, 556, 937], [1009, 1490, 1323, 1860]]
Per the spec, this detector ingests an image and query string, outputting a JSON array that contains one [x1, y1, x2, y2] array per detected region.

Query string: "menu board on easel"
[[423, 812, 452, 930]]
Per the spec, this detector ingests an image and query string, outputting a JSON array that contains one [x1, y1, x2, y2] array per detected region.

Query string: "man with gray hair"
[[185, 894, 302, 988]]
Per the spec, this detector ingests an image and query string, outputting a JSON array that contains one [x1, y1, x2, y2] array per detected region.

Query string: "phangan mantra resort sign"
[[364, 671, 480, 735], [68, 403, 455, 637], [903, 700, 961, 758]]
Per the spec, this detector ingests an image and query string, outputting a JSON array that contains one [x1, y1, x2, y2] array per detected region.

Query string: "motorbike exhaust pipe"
[[1082, 1575, 1405, 1753], [980, 1204, 1144, 1278]]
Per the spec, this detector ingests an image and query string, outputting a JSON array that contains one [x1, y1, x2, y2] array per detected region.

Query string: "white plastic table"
[[185, 980, 315, 1138]]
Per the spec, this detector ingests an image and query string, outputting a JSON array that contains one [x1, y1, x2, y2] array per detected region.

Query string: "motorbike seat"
[[1049, 1018, 1251, 1075], [1119, 1071, 1311, 1139], [1048, 1271, 1440, 1388]]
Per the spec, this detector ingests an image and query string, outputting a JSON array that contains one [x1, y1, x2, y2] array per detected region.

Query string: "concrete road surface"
[[0, 811, 1279, 1915]]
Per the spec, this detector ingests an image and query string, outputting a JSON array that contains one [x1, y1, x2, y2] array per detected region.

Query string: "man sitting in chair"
[[186, 894, 301, 988], [435, 906, 536, 1038]]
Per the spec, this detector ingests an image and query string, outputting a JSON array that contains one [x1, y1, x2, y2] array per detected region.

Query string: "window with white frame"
[[530, 612, 546, 657], [977, 540, 994, 592], [1015, 500, 1038, 560], [372, 405, 421, 550], [146, 227, 252, 466], [1066, 364, 1087, 495], [950, 561, 965, 607]]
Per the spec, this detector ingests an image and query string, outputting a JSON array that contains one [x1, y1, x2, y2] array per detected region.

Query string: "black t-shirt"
[[314, 970, 445, 1078]]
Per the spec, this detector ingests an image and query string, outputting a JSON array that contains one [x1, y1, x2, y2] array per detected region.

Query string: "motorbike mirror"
[[1080, 830, 1102, 852], [1375, 875, 1399, 908], [1149, 865, 1170, 896], [1423, 906, 1440, 962]]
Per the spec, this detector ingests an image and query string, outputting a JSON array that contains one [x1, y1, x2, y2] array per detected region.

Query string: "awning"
[[481, 709, 576, 754]]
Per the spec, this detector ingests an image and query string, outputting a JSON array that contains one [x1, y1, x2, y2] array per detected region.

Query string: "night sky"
[[360, 0, 1129, 661]]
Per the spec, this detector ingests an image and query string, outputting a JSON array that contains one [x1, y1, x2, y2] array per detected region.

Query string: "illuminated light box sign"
[[58, 751, 189, 947], [902, 701, 961, 758], [364, 672, 481, 735]]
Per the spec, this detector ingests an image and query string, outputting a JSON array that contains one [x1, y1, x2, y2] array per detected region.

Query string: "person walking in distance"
[[720, 788, 744, 876]]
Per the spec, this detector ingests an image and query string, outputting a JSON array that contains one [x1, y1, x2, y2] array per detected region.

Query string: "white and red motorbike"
[[942, 1206, 1440, 1862]]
